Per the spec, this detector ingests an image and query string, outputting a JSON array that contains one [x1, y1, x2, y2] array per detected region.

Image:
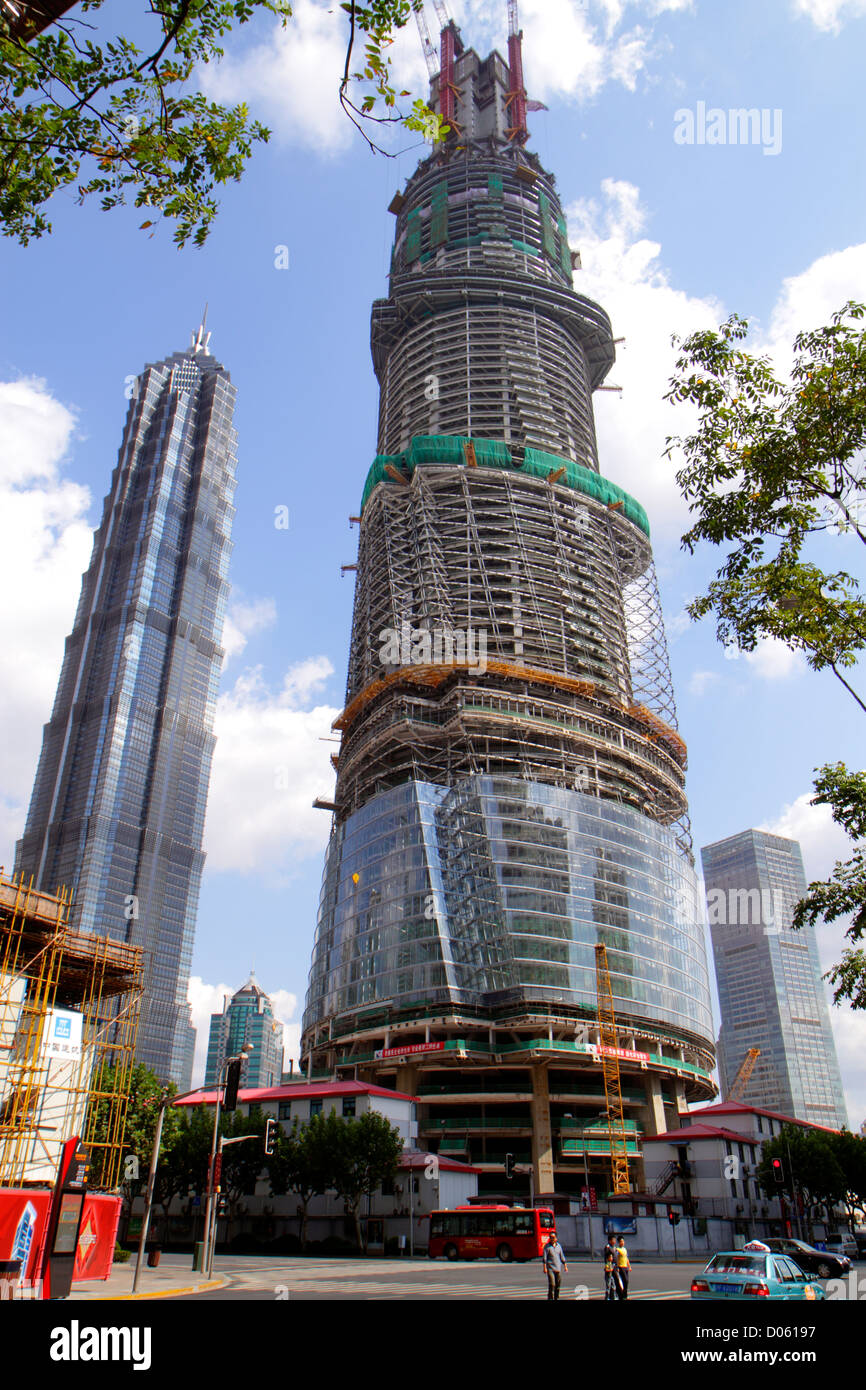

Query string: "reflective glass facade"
[[702, 829, 848, 1128], [307, 777, 711, 1042], [16, 335, 237, 1085]]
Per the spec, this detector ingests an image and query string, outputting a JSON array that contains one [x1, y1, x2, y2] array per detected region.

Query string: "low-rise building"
[[149, 1080, 480, 1252], [642, 1101, 843, 1250]]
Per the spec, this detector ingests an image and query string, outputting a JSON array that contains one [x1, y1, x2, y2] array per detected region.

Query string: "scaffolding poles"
[[0, 873, 143, 1189]]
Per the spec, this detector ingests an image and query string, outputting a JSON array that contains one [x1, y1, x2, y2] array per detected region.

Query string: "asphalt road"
[[174, 1254, 695, 1301]]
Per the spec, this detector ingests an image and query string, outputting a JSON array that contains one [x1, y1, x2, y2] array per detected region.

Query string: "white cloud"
[[762, 789, 850, 881], [688, 669, 720, 696], [742, 638, 808, 682], [791, 0, 866, 32], [202, 0, 693, 152], [222, 595, 278, 665], [565, 178, 722, 535], [204, 658, 339, 874], [762, 243, 866, 370], [0, 378, 92, 865], [187, 975, 301, 1087]]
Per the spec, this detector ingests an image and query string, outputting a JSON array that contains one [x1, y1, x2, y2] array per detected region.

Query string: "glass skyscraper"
[[301, 22, 716, 1197], [15, 322, 237, 1086], [205, 972, 285, 1089], [701, 829, 848, 1128]]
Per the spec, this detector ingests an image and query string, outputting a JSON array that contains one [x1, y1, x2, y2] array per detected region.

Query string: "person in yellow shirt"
[[615, 1236, 631, 1300]]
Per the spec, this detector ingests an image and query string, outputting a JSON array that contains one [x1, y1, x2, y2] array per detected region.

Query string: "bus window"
[[539, 1211, 554, 1230], [514, 1212, 532, 1234], [475, 1213, 495, 1237], [494, 1213, 513, 1236], [430, 1216, 444, 1237]]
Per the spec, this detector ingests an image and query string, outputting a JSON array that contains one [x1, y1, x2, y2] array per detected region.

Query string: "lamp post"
[[203, 1042, 254, 1277], [132, 1083, 204, 1295]]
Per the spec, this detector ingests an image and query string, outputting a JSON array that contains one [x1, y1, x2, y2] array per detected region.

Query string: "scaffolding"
[[334, 448, 687, 842], [0, 874, 143, 1189]]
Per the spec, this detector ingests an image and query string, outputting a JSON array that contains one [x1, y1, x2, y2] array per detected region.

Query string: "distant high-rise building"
[[205, 973, 284, 1089], [701, 829, 847, 1128], [15, 320, 237, 1086]]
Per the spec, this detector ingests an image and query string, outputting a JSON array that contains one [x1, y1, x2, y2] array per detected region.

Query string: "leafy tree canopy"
[[0, 0, 441, 247]]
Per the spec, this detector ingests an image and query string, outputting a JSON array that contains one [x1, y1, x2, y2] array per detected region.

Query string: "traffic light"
[[264, 1117, 279, 1156], [771, 1157, 785, 1186], [217, 1195, 229, 1217], [223, 1057, 242, 1113], [668, 1209, 681, 1226], [505, 1153, 515, 1180]]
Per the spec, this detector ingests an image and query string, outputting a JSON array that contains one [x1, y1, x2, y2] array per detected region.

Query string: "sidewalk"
[[68, 1253, 225, 1301]]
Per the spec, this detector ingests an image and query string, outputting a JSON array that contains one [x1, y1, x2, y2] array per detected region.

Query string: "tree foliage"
[[666, 302, 866, 710], [667, 303, 866, 1004], [757, 1125, 846, 1236], [87, 1061, 182, 1204], [329, 1108, 403, 1250], [267, 1114, 335, 1248], [0, 0, 439, 247], [792, 763, 866, 1007]]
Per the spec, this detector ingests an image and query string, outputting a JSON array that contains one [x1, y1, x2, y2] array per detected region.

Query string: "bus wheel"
[[445, 1244, 458, 1261], [497, 1244, 513, 1263]]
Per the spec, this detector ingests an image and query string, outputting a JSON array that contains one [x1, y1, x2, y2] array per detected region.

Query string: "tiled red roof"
[[174, 1079, 415, 1106], [690, 1102, 839, 1135], [643, 1124, 759, 1144], [399, 1150, 481, 1174]]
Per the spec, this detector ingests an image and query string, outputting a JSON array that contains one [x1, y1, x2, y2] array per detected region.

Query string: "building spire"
[[191, 303, 211, 355]]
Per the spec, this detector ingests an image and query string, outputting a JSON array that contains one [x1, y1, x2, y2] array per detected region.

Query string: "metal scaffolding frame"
[[0, 874, 143, 1189]]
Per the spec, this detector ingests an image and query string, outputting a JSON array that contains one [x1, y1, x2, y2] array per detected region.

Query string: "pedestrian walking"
[[615, 1236, 631, 1300], [542, 1231, 568, 1300], [603, 1235, 620, 1300]]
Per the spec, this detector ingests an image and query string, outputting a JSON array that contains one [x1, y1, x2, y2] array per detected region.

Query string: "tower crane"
[[595, 943, 631, 1195], [505, 0, 529, 143], [725, 1048, 761, 1103], [412, 1, 439, 80]]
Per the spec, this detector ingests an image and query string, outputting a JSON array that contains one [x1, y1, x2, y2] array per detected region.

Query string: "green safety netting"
[[360, 435, 650, 537]]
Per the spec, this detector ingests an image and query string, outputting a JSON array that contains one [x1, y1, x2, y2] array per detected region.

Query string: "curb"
[[73, 1277, 226, 1302]]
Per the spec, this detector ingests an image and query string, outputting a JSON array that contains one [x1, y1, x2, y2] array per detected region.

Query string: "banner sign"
[[374, 1042, 446, 1060], [589, 1043, 650, 1064]]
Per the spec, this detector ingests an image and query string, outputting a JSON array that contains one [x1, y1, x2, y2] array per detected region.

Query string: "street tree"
[[827, 1128, 866, 1231], [330, 1109, 404, 1251], [0, 0, 440, 247], [86, 1061, 182, 1212], [666, 302, 866, 1003], [267, 1115, 336, 1249], [757, 1125, 846, 1239]]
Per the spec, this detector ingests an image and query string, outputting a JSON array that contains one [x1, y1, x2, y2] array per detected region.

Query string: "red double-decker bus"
[[427, 1205, 556, 1262]]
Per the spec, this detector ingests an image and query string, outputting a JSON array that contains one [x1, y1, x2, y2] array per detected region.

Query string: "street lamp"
[[203, 1042, 254, 1277]]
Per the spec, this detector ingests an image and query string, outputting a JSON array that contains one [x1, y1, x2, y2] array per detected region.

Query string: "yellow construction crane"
[[594, 943, 630, 1195], [725, 1047, 761, 1103]]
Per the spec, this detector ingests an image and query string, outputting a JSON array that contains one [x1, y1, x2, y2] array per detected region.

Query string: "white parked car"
[[825, 1232, 858, 1260]]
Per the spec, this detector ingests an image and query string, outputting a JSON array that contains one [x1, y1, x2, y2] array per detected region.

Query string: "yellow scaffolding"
[[0, 874, 143, 1189]]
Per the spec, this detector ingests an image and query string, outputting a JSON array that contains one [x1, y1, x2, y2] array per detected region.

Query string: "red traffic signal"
[[771, 1157, 785, 1185]]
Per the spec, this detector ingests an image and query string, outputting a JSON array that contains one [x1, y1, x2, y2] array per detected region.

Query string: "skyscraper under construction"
[[302, 10, 716, 1198]]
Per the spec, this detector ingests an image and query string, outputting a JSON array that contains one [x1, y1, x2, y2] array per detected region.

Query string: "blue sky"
[[1, 0, 864, 1116]]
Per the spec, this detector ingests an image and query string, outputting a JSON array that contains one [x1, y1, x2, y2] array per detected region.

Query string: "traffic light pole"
[[132, 1084, 202, 1295], [204, 1133, 260, 1276]]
